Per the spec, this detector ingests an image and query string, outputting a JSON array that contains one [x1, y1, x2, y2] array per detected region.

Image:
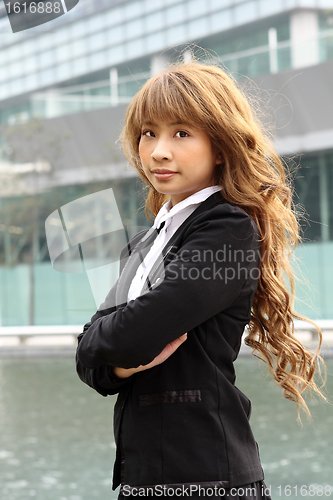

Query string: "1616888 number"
[[5, 2, 61, 14], [277, 485, 332, 496]]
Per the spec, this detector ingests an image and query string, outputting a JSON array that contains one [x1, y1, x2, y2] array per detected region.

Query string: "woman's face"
[[138, 120, 219, 207]]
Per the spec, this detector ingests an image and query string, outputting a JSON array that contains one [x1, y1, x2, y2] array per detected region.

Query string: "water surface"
[[0, 357, 332, 500]]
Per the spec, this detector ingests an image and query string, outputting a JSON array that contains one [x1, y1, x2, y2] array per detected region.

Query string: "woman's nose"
[[151, 140, 172, 161]]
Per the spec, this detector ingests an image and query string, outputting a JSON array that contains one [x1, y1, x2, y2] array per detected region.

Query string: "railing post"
[[269, 27, 278, 74], [110, 68, 118, 107], [290, 10, 319, 69], [318, 153, 330, 242]]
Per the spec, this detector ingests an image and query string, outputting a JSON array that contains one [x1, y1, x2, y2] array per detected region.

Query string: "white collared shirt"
[[127, 185, 222, 302]]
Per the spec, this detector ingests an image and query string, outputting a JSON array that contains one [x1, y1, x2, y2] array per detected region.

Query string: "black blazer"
[[76, 190, 264, 491]]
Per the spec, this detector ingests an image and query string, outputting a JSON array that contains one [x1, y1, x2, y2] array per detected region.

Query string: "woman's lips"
[[152, 172, 178, 180]]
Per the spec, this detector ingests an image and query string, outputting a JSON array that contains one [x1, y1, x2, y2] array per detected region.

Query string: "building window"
[[39, 68, 55, 87], [87, 32, 108, 52], [126, 38, 144, 59], [39, 49, 55, 69], [166, 4, 186, 24], [37, 33, 55, 51], [124, 1, 142, 21], [166, 24, 187, 45], [145, 32, 165, 52], [125, 18, 144, 38], [22, 39, 38, 56], [235, 1, 257, 24], [292, 152, 333, 243], [188, 0, 208, 17], [108, 25, 124, 45], [24, 55, 38, 74], [188, 17, 208, 39], [258, 0, 283, 16], [86, 15, 104, 34], [210, 0, 232, 8], [55, 61, 72, 81], [25, 73, 39, 91], [105, 7, 123, 27], [54, 27, 71, 45], [210, 8, 233, 32], [108, 45, 125, 64], [71, 20, 87, 38], [90, 50, 109, 72], [72, 38, 87, 57], [73, 57, 89, 75], [56, 44, 71, 63], [145, 11, 164, 32]]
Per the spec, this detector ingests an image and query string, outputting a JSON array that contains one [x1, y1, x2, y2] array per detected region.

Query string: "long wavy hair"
[[120, 61, 326, 418]]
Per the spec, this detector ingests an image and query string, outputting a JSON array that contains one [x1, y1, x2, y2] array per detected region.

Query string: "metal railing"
[[29, 29, 333, 119], [0, 325, 82, 345], [0, 320, 332, 346], [30, 70, 151, 118]]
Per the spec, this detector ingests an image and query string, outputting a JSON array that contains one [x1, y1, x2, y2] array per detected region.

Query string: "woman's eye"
[[176, 131, 188, 138], [142, 130, 155, 137]]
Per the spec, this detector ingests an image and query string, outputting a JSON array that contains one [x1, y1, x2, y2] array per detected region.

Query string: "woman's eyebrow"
[[141, 121, 188, 127], [141, 121, 154, 127]]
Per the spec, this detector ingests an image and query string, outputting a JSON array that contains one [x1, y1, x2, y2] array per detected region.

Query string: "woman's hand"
[[113, 333, 188, 379]]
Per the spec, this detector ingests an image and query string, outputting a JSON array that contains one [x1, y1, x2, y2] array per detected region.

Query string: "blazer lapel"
[[116, 190, 226, 305], [115, 225, 160, 307]]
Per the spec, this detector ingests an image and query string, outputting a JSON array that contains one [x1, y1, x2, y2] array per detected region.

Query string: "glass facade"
[[293, 152, 333, 242], [0, 149, 332, 325], [3, 22, 333, 125], [1, 0, 333, 325], [291, 151, 333, 319], [4, 30, 333, 125], [319, 12, 333, 62], [0, 178, 150, 326], [2, 4, 333, 125], [0, 0, 331, 102]]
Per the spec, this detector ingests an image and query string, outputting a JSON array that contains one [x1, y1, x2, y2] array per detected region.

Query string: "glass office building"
[[0, 0, 332, 325]]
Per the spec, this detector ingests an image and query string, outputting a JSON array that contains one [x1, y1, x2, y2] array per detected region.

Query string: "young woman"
[[76, 62, 325, 499]]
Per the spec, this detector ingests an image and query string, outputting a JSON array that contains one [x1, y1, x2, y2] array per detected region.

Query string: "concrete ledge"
[[239, 341, 333, 358], [0, 346, 76, 358], [1, 343, 331, 359], [0, 324, 332, 358], [0, 325, 83, 336]]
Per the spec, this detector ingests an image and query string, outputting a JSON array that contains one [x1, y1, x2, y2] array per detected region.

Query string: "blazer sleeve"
[[76, 203, 261, 370], [75, 229, 150, 396], [76, 316, 133, 396]]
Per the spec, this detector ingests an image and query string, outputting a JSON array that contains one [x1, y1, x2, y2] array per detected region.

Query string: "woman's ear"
[[215, 153, 223, 166]]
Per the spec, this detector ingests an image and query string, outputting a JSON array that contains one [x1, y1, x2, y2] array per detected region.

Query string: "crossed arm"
[[113, 333, 187, 378]]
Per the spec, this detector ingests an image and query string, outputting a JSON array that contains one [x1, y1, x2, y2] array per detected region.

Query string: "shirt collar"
[[153, 185, 221, 230]]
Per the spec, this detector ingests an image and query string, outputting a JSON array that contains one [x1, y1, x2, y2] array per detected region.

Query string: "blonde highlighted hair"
[[121, 61, 326, 418]]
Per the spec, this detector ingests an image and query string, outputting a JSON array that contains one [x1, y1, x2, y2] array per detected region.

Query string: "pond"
[[0, 356, 332, 500]]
